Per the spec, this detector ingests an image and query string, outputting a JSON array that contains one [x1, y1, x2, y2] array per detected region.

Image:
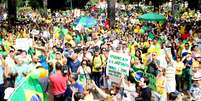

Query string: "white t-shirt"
[[5, 55, 16, 72], [165, 62, 176, 93], [157, 49, 167, 68]]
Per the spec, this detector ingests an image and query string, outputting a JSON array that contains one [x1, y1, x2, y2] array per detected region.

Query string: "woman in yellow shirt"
[[156, 68, 166, 101], [175, 57, 185, 91]]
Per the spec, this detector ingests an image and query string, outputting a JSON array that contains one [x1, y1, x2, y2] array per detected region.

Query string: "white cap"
[[4, 87, 15, 100], [193, 72, 201, 80]]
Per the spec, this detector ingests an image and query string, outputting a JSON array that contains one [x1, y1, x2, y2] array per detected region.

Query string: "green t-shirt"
[[0, 50, 7, 58], [49, 52, 56, 60]]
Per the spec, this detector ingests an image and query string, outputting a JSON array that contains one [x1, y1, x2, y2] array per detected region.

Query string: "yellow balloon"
[[65, 34, 73, 41], [54, 32, 59, 39], [134, 29, 139, 33], [38, 68, 48, 78]]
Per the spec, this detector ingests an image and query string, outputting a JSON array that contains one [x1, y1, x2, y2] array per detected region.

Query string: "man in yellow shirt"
[[91, 46, 106, 87]]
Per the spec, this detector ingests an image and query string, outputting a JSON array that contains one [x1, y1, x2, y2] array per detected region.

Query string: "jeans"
[[176, 75, 183, 91], [183, 67, 192, 91], [92, 72, 102, 87], [54, 93, 66, 101], [0, 84, 5, 101]]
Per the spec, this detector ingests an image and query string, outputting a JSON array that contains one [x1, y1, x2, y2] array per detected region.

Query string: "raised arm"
[[92, 80, 109, 98]]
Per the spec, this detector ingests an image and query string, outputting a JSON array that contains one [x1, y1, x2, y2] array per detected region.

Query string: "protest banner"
[[166, 63, 176, 81], [30, 29, 40, 35], [144, 73, 156, 91], [16, 38, 32, 51], [106, 51, 130, 83]]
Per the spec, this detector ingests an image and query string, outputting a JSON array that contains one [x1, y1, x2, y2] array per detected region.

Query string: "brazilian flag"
[[9, 73, 47, 101]]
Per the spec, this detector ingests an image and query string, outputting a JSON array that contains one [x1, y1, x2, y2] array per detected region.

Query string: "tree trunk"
[[8, 0, 16, 29], [107, 0, 116, 29]]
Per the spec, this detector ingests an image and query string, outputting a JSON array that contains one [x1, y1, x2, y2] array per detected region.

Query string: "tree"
[[29, 0, 43, 9], [107, 0, 116, 29]]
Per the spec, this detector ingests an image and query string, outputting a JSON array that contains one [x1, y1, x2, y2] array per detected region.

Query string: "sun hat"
[[192, 72, 201, 80]]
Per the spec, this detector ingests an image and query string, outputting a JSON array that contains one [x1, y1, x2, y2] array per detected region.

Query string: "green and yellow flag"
[[9, 72, 47, 101]]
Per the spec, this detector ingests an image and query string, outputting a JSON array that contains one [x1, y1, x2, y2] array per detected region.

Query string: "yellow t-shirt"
[[156, 76, 166, 96], [92, 55, 105, 72], [176, 62, 185, 75], [192, 61, 200, 69]]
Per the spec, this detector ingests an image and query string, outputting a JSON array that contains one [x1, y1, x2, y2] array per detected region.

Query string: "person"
[[67, 53, 81, 73], [192, 54, 201, 72], [91, 80, 121, 101], [77, 59, 91, 86], [0, 54, 9, 101], [49, 46, 58, 60], [156, 68, 167, 101], [78, 46, 92, 62], [175, 57, 185, 92], [181, 43, 191, 57], [136, 77, 152, 101], [168, 92, 180, 101], [3, 48, 15, 89], [190, 72, 201, 101], [65, 73, 84, 101], [119, 76, 136, 101], [11, 55, 29, 87], [91, 46, 106, 87], [182, 52, 193, 91], [165, 54, 177, 99], [147, 52, 160, 76], [49, 62, 68, 101]]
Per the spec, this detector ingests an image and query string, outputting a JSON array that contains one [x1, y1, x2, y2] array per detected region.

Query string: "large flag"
[[9, 73, 47, 101]]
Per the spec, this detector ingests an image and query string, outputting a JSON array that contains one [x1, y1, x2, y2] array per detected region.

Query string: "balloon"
[[65, 34, 73, 41], [139, 29, 145, 34], [134, 29, 139, 33], [30, 70, 40, 79], [38, 68, 48, 78]]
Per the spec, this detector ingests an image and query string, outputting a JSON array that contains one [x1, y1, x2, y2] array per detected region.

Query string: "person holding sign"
[[164, 47, 176, 99]]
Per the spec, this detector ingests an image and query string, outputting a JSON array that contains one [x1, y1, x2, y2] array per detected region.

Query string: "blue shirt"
[[0, 66, 4, 84], [67, 60, 81, 73], [65, 82, 84, 98]]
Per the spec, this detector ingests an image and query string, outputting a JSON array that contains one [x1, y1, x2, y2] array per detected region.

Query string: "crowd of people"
[[0, 1, 201, 101]]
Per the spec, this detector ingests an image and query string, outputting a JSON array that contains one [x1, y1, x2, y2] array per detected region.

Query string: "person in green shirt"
[[0, 45, 7, 58], [49, 46, 57, 60]]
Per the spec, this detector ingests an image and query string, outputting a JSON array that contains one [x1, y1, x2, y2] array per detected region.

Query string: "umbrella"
[[73, 16, 97, 28], [138, 12, 166, 22]]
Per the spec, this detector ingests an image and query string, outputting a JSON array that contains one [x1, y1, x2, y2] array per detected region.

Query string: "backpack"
[[91, 54, 104, 70]]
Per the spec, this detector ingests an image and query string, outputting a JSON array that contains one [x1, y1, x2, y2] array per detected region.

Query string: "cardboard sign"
[[16, 38, 32, 51], [166, 64, 176, 81], [106, 51, 130, 83], [31, 29, 40, 35]]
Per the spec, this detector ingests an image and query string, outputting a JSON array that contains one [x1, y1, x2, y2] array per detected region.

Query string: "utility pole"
[[107, 0, 116, 29]]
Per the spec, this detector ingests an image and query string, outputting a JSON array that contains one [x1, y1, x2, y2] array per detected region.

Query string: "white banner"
[[106, 51, 130, 83], [15, 38, 32, 51]]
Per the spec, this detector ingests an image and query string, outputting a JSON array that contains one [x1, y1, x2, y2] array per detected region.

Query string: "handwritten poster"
[[106, 51, 130, 83]]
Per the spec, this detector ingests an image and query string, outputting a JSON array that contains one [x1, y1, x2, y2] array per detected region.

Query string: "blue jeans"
[[92, 72, 102, 87], [0, 84, 5, 101]]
